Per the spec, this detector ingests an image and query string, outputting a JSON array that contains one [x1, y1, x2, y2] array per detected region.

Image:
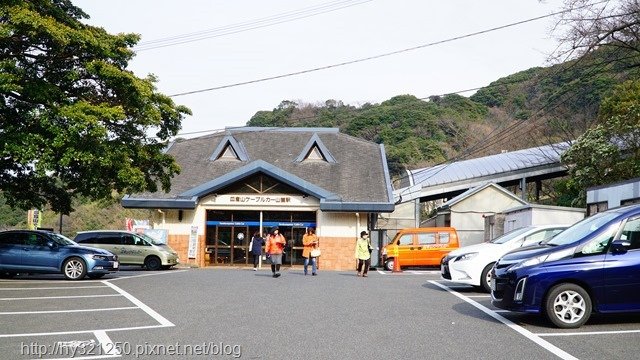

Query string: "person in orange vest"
[[265, 227, 286, 278], [302, 227, 319, 276]]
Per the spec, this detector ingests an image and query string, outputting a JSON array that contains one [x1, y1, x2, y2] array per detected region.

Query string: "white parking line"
[[430, 280, 579, 360], [537, 329, 640, 337], [0, 294, 123, 301], [0, 307, 138, 315], [102, 281, 174, 327], [95, 330, 121, 357], [0, 286, 106, 291], [105, 270, 188, 282]]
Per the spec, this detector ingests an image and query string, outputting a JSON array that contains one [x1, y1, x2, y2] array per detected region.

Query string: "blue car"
[[491, 203, 640, 328], [0, 230, 119, 280]]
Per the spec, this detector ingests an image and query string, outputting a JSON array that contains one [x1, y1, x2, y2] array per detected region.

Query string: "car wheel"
[[480, 262, 495, 293], [544, 283, 592, 329], [87, 273, 105, 279], [63, 257, 87, 280], [144, 256, 162, 271], [384, 259, 394, 271]]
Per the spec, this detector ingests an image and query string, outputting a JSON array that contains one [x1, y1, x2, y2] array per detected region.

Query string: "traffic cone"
[[392, 256, 402, 273]]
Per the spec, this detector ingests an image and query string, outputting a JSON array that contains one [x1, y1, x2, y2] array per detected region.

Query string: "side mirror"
[[46, 240, 57, 249], [611, 239, 631, 254]]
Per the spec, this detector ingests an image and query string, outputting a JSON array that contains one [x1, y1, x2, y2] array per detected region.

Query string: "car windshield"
[[490, 227, 534, 244], [140, 233, 163, 245], [49, 232, 76, 246], [546, 211, 620, 246]]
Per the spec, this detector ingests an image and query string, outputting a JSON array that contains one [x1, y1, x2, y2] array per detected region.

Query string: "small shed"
[[503, 204, 585, 232], [427, 183, 527, 247]]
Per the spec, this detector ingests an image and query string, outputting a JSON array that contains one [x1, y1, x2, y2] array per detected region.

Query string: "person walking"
[[265, 227, 286, 278], [355, 231, 372, 277], [249, 231, 265, 271], [302, 227, 319, 276]]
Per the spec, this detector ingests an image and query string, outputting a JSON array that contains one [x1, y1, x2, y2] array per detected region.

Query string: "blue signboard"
[[206, 221, 316, 228]]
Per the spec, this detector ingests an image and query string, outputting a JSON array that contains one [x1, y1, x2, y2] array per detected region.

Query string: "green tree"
[[0, 1, 190, 214], [561, 80, 640, 205]]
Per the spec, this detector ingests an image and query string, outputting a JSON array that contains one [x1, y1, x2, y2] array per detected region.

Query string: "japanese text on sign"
[[229, 196, 291, 203]]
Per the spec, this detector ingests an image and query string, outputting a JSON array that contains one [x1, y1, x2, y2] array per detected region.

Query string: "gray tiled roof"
[[408, 143, 568, 187], [123, 127, 394, 212]]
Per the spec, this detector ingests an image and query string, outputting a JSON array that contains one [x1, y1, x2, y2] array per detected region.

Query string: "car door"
[[602, 216, 640, 311], [415, 232, 437, 266], [20, 232, 60, 271], [96, 233, 124, 263], [395, 233, 415, 266], [0, 232, 24, 269]]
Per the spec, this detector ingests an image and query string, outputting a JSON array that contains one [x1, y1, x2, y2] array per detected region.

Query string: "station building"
[[122, 127, 394, 270]]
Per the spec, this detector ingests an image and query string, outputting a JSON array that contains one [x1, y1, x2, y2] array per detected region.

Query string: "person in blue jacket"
[[250, 231, 265, 271]]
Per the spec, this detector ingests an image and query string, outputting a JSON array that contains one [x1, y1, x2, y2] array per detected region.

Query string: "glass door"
[[231, 226, 249, 265], [215, 227, 232, 264]]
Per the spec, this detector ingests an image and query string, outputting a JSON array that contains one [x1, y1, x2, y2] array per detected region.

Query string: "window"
[[0, 233, 22, 245], [620, 217, 640, 251], [122, 235, 136, 245], [621, 198, 640, 206], [439, 232, 450, 244], [25, 233, 46, 246], [587, 201, 608, 216], [580, 223, 619, 255], [98, 235, 122, 245], [219, 145, 238, 160], [398, 234, 413, 246], [305, 146, 325, 161], [418, 233, 436, 245]]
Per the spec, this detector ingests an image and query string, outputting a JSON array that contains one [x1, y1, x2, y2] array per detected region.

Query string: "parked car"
[[73, 230, 179, 270], [0, 230, 119, 280], [441, 224, 567, 292], [491, 203, 640, 328], [382, 227, 459, 270]]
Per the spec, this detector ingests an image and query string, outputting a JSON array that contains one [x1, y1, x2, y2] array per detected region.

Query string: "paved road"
[[1, 267, 640, 359]]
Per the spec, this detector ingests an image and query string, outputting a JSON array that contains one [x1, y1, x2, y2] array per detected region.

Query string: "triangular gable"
[[181, 160, 340, 201], [209, 135, 248, 161], [295, 133, 337, 163], [439, 182, 527, 209]]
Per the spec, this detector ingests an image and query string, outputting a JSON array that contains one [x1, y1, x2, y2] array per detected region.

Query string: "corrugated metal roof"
[[409, 143, 569, 187]]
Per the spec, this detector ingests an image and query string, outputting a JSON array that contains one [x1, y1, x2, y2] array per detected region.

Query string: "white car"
[[440, 225, 567, 292]]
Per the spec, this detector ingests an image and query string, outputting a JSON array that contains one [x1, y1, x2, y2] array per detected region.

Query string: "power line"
[[168, 9, 571, 97], [134, 0, 373, 51]]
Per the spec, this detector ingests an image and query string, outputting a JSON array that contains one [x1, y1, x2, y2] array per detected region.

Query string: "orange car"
[[381, 227, 459, 271]]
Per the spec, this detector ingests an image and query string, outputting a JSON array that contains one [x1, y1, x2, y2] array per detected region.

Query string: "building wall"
[[148, 202, 367, 270], [451, 187, 525, 247], [587, 178, 640, 209], [503, 207, 585, 233]]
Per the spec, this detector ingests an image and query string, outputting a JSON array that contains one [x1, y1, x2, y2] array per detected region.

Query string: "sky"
[[72, 0, 566, 138]]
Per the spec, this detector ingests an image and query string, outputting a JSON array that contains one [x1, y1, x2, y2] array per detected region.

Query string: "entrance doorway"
[[205, 210, 316, 266]]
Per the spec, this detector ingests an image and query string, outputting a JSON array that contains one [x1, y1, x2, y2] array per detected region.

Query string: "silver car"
[[74, 230, 179, 270]]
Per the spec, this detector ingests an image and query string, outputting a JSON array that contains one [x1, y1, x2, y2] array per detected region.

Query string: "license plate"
[[113, 261, 119, 269], [491, 278, 496, 291]]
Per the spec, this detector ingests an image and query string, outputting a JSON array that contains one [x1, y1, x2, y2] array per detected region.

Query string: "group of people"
[[249, 227, 373, 278]]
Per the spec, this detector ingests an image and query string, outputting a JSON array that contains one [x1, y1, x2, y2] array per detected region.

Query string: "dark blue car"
[[0, 230, 119, 280], [491, 203, 640, 328]]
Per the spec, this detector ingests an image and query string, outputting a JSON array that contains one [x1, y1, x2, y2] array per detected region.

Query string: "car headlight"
[[510, 248, 575, 271], [92, 254, 109, 261], [456, 252, 478, 261]]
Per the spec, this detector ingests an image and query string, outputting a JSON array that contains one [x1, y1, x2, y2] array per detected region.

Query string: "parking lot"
[[1, 267, 640, 359]]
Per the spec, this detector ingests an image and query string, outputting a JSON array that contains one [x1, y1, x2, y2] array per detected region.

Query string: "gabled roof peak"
[[209, 134, 248, 161], [295, 133, 337, 163]]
